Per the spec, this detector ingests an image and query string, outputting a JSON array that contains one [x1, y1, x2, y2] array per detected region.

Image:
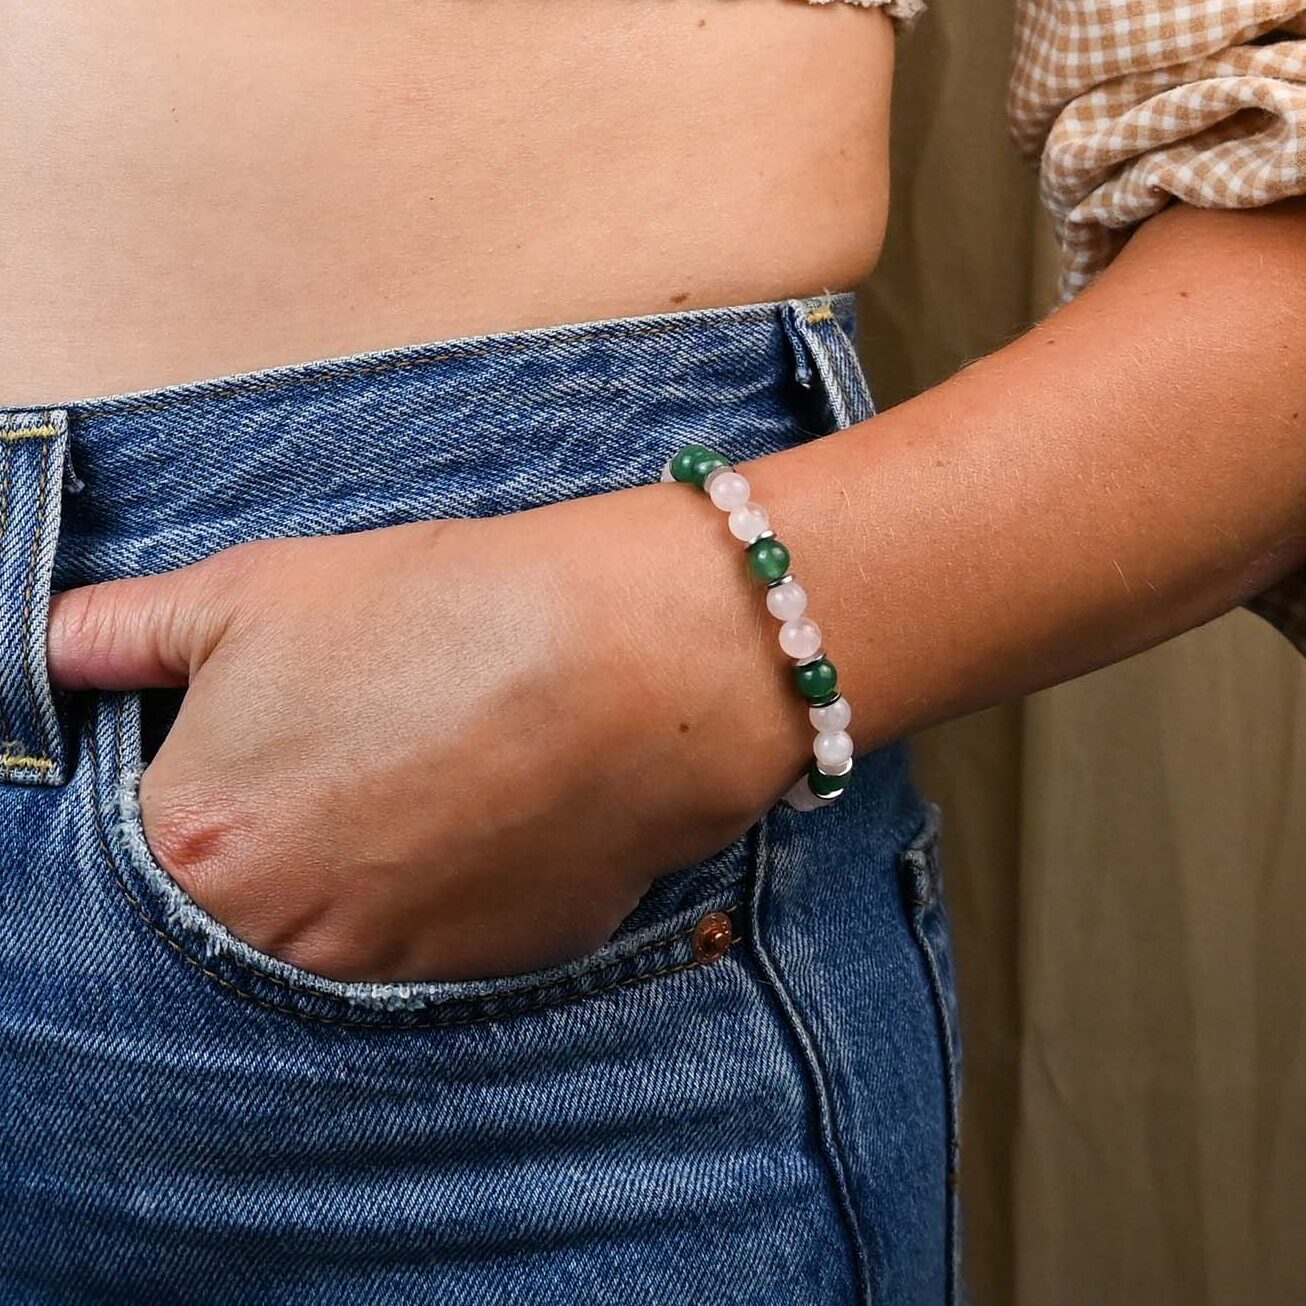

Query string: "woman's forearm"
[[674, 199, 1306, 791]]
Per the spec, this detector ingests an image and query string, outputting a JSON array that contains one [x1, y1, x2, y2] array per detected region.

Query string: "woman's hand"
[[47, 485, 808, 983]]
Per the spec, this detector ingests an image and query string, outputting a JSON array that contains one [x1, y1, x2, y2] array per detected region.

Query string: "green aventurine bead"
[[794, 657, 838, 704], [688, 450, 729, 488], [809, 760, 851, 799], [670, 444, 730, 488], [747, 537, 791, 582], [670, 444, 710, 483]]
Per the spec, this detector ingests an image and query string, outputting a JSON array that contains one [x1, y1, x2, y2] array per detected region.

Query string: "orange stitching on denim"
[[0, 424, 58, 442], [804, 306, 836, 324], [92, 709, 742, 1028]]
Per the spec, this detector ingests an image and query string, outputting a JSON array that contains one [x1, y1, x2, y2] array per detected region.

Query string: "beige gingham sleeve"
[[1010, 1, 1306, 654]]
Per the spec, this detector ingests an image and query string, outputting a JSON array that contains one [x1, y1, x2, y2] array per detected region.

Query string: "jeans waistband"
[[0, 292, 873, 788]]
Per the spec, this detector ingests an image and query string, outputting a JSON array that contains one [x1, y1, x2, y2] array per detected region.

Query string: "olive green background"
[[857, 6, 1306, 1302]]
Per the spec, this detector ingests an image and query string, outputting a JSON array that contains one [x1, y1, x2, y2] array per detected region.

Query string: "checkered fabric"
[[1009, 1, 1306, 655], [811, 0, 1306, 652], [1009, 2, 1306, 300]]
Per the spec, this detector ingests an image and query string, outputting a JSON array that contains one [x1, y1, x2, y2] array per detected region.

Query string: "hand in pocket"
[[47, 490, 800, 982]]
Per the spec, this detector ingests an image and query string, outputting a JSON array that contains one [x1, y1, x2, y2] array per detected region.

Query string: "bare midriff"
[[0, 0, 893, 403]]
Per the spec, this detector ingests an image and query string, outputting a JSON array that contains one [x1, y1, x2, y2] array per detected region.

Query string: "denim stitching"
[[0, 437, 12, 746], [906, 908, 962, 1305], [786, 304, 874, 432], [901, 811, 962, 1305], [91, 708, 742, 1026], [0, 424, 59, 442], [17, 435, 54, 765], [0, 415, 60, 771], [99, 791, 739, 1032], [0, 754, 56, 772]]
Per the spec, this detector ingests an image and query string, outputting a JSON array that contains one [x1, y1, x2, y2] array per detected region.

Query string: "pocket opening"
[[90, 692, 749, 1027], [139, 688, 185, 768]]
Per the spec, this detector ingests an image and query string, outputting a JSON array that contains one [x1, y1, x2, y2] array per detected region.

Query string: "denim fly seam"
[[746, 811, 876, 1303], [0, 409, 69, 787]]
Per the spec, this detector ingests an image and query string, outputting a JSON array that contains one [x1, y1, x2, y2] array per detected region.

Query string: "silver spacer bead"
[[793, 647, 826, 668], [814, 756, 855, 779], [744, 527, 776, 549], [767, 573, 797, 591]]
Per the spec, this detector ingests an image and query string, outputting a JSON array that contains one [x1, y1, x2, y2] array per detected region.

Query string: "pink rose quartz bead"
[[706, 469, 751, 511], [765, 578, 808, 621], [779, 617, 823, 661], [727, 502, 769, 543], [809, 696, 852, 733], [813, 730, 855, 770]]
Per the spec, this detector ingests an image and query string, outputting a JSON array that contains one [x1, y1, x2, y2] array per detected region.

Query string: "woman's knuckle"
[[140, 782, 242, 896]]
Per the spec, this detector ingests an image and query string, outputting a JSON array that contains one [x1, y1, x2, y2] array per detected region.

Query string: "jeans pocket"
[[87, 691, 751, 1029], [899, 800, 965, 1303]]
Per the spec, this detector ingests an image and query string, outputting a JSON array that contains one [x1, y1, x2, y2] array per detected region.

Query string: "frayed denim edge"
[[110, 763, 737, 1015]]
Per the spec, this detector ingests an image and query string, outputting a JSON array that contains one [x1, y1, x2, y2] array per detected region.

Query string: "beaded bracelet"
[[660, 443, 854, 811]]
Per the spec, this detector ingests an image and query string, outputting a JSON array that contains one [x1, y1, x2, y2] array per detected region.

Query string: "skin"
[[14, 7, 1306, 981], [0, 0, 891, 399]]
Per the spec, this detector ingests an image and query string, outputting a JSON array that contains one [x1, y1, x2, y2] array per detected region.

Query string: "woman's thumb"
[[47, 555, 240, 691]]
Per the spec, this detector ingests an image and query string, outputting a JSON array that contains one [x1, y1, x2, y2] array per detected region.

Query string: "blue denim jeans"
[[0, 294, 961, 1304]]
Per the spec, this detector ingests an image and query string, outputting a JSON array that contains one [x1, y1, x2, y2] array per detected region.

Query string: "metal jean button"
[[692, 911, 734, 965]]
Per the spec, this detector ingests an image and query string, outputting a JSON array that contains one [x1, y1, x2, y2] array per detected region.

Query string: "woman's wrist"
[[541, 478, 816, 820]]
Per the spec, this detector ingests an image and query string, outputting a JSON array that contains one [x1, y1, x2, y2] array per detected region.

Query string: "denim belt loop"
[[782, 296, 877, 429], [0, 409, 70, 787]]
